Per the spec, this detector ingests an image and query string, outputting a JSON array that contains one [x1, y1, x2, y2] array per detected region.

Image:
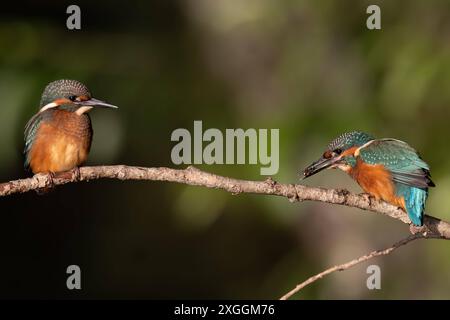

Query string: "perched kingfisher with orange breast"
[[303, 131, 435, 226], [24, 79, 118, 175]]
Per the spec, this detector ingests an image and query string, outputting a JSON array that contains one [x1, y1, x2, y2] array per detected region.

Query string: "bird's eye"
[[334, 148, 342, 155], [68, 95, 77, 101], [323, 150, 332, 159]]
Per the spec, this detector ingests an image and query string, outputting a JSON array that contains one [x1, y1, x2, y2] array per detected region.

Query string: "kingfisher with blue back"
[[24, 79, 118, 176], [302, 131, 434, 226]]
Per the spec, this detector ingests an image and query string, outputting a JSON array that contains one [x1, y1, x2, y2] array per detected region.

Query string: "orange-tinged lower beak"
[[75, 97, 118, 109]]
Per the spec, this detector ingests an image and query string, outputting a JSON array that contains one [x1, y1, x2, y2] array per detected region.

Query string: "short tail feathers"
[[396, 183, 428, 226]]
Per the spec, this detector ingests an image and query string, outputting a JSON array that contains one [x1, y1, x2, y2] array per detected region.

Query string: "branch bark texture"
[[1, 165, 448, 239]]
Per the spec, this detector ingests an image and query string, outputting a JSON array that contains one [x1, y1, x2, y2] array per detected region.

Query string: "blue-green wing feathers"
[[358, 138, 433, 226], [358, 139, 434, 189], [23, 113, 43, 170]]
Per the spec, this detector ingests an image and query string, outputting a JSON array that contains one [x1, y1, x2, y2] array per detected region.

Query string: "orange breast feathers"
[[28, 111, 92, 174], [350, 158, 406, 209]]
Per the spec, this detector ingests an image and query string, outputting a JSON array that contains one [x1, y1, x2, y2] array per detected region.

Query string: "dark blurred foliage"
[[0, 0, 449, 299]]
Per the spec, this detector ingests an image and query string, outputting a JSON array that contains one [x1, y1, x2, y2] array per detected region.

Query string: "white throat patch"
[[39, 102, 58, 113], [75, 106, 93, 115]]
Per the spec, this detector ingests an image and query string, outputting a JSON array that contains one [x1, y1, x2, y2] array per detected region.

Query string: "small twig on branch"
[[279, 232, 445, 300]]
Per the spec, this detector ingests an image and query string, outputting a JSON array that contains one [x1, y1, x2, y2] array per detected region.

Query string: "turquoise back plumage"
[[357, 138, 434, 226]]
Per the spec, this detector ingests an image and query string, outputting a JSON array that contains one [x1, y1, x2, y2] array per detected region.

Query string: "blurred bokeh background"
[[0, 0, 449, 299]]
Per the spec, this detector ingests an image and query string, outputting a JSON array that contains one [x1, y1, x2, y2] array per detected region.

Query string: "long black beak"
[[302, 156, 341, 179], [75, 97, 118, 109]]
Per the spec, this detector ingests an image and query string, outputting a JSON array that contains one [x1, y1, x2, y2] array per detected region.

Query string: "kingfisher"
[[302, 131, 435, 226], [24, 79, 118, 175]]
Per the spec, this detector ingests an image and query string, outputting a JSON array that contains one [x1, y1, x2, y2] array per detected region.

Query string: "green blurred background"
[[0, 0, 449, 299]]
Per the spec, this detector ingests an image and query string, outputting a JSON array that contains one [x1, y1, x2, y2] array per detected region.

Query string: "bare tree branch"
[[279, 233, 447, 300], [1, 165, 449, 299], [1, 165, 448, 238]]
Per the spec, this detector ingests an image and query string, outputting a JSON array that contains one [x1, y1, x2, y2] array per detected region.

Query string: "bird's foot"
[[409, 224, 427, 236], [47, 171, 56, 188], [71, 166, 81, 182], [361, 193, 376, 206], [36, 171, 56, 195]]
